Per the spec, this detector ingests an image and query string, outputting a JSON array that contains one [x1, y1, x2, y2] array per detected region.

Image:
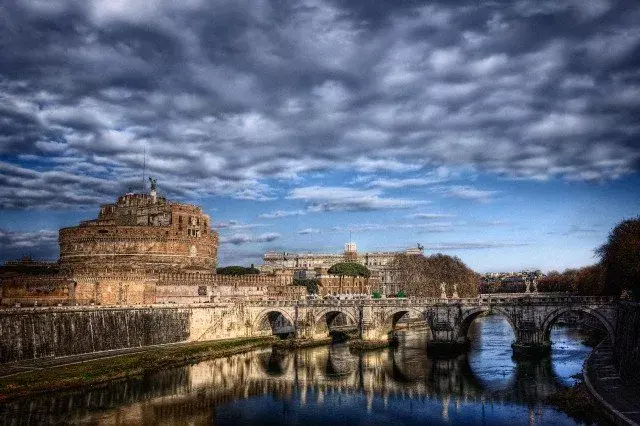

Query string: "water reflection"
[[0, 317, 593, 425]]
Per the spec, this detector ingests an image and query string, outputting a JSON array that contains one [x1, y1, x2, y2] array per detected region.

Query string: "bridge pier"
[[511, 329, 550, 357], [426, 327, 470, 355]]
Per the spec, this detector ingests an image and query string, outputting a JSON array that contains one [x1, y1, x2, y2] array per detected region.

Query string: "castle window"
[[179, 216, 183, 223]]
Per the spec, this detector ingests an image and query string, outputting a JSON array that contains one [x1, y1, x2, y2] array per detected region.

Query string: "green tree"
[[327, 262, 371, 277], [597, 217, 640, 300]]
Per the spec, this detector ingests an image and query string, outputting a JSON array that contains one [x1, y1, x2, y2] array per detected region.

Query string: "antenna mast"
[[142, 146, 146, 192]]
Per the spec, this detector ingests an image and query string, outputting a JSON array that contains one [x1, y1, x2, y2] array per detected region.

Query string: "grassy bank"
[[0, 336, 277, 402]]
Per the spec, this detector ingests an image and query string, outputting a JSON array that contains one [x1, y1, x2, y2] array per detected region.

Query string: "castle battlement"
[[214, 274, 294, 286]]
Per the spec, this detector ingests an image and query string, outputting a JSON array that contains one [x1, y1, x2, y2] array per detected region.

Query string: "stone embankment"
[[584, 340, 640, 425], [583, 302, 640, 425], [0, 306, 191, 363], [614, 302, 640, 386]]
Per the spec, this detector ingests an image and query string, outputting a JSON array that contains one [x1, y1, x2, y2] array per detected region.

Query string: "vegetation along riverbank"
[[0, 336, 277, 402]]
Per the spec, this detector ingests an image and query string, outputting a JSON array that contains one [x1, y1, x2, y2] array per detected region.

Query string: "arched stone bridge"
[[245, 294, 617, 354]]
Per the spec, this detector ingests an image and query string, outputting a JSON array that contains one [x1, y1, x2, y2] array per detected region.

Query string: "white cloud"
[[214, 220, 265, 230], [220, 232, 281, 245], [409, 213, 455, 219], [424, 241, 531, 250], [288, 186, 425, 212], [437, 185, 499, 203], [259, 210, 306, 219], [298, 228, 320, 235]]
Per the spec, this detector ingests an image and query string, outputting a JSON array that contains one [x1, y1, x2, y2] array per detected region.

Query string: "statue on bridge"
[[440, 282, 447, 299], [525, 279, 531, 294], [452, 283, 459, 299]]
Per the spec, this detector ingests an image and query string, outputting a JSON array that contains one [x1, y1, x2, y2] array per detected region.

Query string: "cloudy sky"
[[1, 0, 639, 272]]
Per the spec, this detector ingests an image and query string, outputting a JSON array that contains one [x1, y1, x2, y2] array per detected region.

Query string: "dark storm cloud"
[[1, 0, 639, 208], [0, 229, 59, 260]]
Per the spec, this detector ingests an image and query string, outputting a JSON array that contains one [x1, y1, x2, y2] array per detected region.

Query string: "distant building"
[[261, 243, 423, 295], [315, 273, 379, 298]]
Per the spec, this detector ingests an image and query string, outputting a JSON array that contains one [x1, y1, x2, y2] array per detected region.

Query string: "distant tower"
[[344, 241, 357, 261]]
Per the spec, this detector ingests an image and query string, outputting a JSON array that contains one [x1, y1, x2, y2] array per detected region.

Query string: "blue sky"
[[1, 0, 639, 272]]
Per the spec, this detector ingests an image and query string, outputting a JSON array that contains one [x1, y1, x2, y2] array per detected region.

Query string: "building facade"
[[261, 243, 423, 295]]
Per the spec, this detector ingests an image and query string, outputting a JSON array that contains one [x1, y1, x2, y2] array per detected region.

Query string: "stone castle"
[[0, 182, 308, 306]]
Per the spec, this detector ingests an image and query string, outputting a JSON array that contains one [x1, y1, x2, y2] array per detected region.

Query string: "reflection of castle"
[[262, 243, 424, 295], [0, 184, 305, 306], [3, 342, 566, 424]]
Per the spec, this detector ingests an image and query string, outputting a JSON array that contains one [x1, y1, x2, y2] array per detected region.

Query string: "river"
[[0, 316, 597, 425]]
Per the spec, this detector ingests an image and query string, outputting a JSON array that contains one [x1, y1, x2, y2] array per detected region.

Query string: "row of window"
[[177, 215, 207, 228]]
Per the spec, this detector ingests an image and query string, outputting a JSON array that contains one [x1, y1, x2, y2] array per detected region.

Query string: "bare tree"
[[390, 253, 479, 297]]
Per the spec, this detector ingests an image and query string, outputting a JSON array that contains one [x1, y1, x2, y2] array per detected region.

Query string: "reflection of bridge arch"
[[458, 307, 516, 339], [257, 349, 292, 376], [541, 306, 614, 342], [253, 309, 295, 335]]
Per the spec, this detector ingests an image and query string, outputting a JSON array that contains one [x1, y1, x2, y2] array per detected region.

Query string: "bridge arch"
[[313, 308, 358, 338], [541, 306, 615, 343], [253, 309, 295, 336], [457, 307, 516, 340], [381, 308, 425, 333]]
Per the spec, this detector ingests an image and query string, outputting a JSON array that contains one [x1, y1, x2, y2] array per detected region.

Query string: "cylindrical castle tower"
[[59, 191, 218, 274]]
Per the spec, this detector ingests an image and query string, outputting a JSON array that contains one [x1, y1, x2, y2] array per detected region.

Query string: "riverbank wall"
[[0, 304, 259, 363], [614, 302, 640, 386]]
